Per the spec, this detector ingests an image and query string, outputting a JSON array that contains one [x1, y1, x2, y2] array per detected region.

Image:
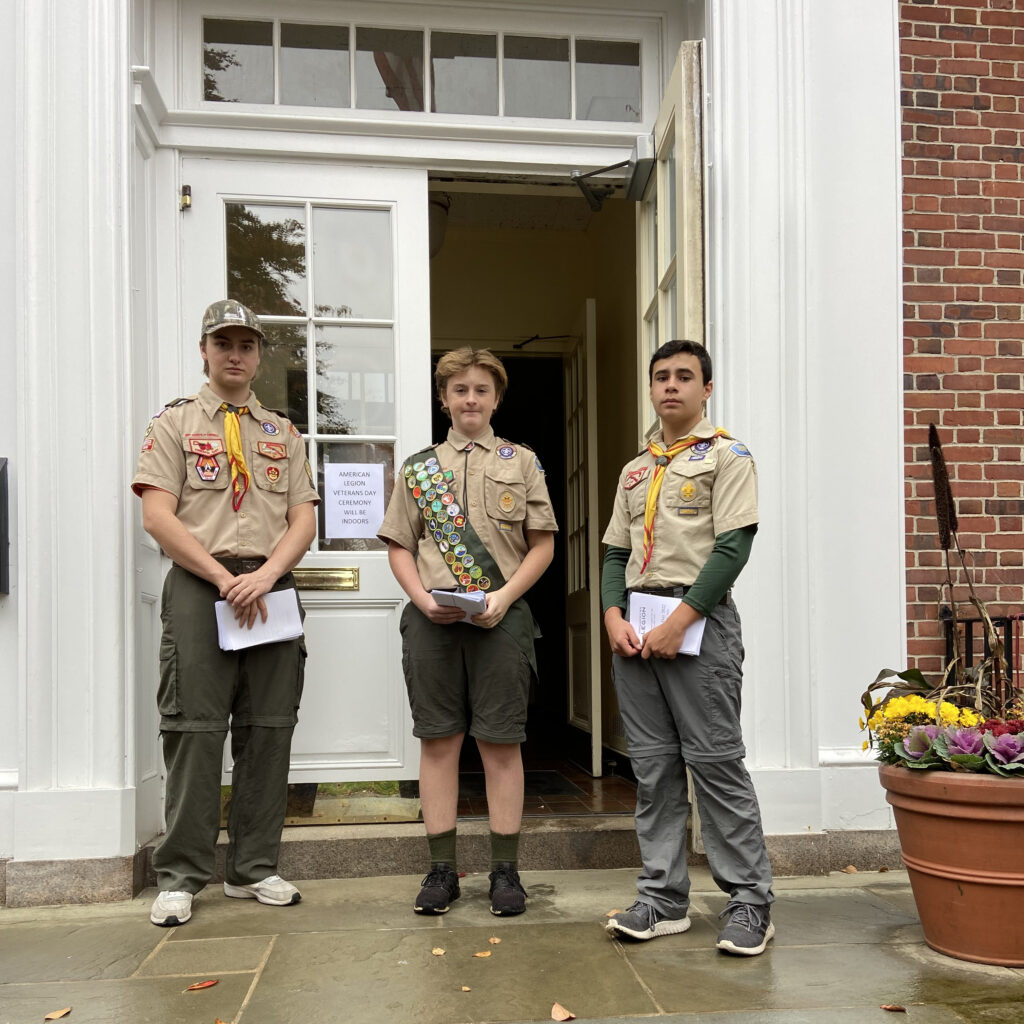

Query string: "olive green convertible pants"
[[154, 565, 306, 894]]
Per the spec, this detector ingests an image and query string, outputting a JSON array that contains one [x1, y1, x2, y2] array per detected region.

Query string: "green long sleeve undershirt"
[[600, 525, 757, 617]]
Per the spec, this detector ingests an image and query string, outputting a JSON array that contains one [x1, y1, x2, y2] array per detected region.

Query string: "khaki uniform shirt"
[[131, 383, 320, 559], [602, 417, 758, 589], [378, 426, 558, 590]]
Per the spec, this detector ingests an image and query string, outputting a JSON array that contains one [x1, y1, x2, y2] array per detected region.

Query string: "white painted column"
[[12, 0, 135, 859], [706, 0, 904, 832]]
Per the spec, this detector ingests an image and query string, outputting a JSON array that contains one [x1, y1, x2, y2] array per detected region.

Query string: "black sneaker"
[[605, 900, 691, 940], [488, 862, 527, 916], [413, 863, 460, 915], [716, 901, 775, 955]]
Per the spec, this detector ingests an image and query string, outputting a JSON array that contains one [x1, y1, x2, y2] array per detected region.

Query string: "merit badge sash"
[[402, 448, 541, 678]]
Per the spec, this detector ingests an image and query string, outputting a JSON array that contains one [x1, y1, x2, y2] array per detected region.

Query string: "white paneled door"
[[180, 157, 430, 781]]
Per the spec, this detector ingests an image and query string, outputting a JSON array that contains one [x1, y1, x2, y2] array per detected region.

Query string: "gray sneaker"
[[716, 901, 775, 955], [605, 900, 691, 940]]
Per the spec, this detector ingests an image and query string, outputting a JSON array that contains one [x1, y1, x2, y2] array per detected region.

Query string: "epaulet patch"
[[262, 405, 289, 419], [164, 396, 194, 408]]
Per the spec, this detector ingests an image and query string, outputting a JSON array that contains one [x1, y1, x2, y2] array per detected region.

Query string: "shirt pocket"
[[484, 469, 527, 524], [182, 437, 229, 490], [250, 440, 290, 493], [673, 459, 715, 510]]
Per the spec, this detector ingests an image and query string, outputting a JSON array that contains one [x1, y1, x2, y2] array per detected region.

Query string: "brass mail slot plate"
[[293, 567, 360, 591]]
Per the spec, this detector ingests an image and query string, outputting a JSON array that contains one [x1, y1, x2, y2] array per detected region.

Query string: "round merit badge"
[[266, 465, 280, 483], [498, 445, 515, 459], [499, 491, 516, 513], [260, 421, 279, 435]]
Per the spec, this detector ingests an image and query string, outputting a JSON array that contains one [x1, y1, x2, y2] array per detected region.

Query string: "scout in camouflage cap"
[[130, 296, 318, 930], [201, 298, 265, 340]]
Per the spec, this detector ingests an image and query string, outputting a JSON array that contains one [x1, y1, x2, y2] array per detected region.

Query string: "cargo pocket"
[[157, 640, 180, 716]]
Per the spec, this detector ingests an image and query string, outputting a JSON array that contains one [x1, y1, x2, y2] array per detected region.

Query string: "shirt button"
[[240, 513, 247, 518], [240, 541, 248, 547]]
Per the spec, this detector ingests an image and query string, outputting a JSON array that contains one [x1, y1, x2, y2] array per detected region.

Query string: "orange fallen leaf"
[[488, 936, 501, 944], [461, 986, 471, 992], [472, 950, 491, 958], [432, 947, 446, 956], [605, 909, 621, 917], [880, 1006, 907, 1014], [551, 1002, 576, 1021], [43, 1011, 71, 1021], [841, 865, 858, 874], [184, 980, 219, 991]]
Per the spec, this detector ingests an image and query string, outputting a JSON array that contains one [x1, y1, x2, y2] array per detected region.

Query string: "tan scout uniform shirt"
[[131, 383, 320, 559], [602, 417, 758, 590], [378, 426, 558, 590]]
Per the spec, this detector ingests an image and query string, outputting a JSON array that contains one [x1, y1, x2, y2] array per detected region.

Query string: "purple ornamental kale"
[[986, 731, 1024, 765], [904, 725, 940, 758], [945, 727, 985, 757]]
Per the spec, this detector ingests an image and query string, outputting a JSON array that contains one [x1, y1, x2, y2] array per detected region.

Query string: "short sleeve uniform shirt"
[[602, 417, 758, 590], [378, 426, 557, 590], [131, 383, 320, 559]]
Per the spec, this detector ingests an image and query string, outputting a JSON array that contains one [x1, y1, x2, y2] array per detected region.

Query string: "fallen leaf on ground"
[[461, 986, 471, 992], [880, 1005, 907, 1013], [432, 948, 446, 956], [605, 909, 620, 917], [551, 1002, 576, 1021], [488, 936, 501, 944], [43, 1011, 71, 1021], [184, 980, 219, 991], [879, 865, 890, 872], [841, 865, 858, 874], [472, 950, 492, 958]]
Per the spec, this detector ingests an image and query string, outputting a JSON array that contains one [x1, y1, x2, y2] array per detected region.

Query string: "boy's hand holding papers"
[[215, 588, 304, 651], [628, 592, 706, 658]]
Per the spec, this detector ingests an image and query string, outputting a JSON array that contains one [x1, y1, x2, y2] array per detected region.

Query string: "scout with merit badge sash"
[[402, 444, 540, 678]]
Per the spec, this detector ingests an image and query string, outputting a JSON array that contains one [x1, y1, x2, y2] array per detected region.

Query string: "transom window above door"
[[201, 16, 642, 122]]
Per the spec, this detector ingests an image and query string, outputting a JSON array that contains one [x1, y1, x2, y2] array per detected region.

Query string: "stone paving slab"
[[2, 869, 1023, 1024], [0, 973, 254, 1024], [242, 920, 654, 1024], [0, 917, 161, 983]]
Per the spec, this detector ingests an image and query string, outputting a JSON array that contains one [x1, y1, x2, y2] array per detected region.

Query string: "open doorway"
[[428, 183, 639, 815]]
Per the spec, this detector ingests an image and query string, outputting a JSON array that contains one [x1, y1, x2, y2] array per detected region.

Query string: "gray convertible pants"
[[611, 597, 774, 916]]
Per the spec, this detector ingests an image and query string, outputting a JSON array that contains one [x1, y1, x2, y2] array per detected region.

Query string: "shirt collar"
[[198, 382, 258, 420], [447, 426, 495, 451], [653, 416, 717, 447]]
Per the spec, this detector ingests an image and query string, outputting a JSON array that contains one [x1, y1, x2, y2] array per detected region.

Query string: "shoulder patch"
[[497, 444, 516, 460], [729, 442, 752, 458]]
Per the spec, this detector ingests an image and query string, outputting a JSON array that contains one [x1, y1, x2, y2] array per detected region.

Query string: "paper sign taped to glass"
[[628, 592, 706, 656], [215, 587, 304, 651]]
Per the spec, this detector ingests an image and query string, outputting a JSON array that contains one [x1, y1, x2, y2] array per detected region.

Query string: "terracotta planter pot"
[[879, 763, 1024, 966]]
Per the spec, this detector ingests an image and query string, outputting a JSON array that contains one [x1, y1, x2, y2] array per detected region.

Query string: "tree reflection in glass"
[[226, 202, 307, 316]]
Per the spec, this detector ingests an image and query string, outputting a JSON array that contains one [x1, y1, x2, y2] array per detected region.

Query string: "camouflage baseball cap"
[[200, 299, 265, 340]]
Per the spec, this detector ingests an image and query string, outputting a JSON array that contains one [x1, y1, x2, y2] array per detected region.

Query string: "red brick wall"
[[901, 0, 1024, 679]]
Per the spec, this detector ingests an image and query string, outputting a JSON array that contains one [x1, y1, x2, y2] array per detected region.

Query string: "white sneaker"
[[150, 890, 193, 926], [223, 874, 301, 906]]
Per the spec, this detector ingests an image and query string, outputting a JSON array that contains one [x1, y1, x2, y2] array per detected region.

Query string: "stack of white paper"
[[215, 587, 304, 651], [430, 588, 487, 625], [628, 592, 706, 655]]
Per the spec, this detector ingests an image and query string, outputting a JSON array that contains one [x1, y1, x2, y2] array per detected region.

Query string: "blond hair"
[[435, 347, 508, 411]]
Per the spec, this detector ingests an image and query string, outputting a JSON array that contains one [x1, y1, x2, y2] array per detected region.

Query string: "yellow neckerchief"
[[219, 402, 251, 511], [640, 428, 731, 574]]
